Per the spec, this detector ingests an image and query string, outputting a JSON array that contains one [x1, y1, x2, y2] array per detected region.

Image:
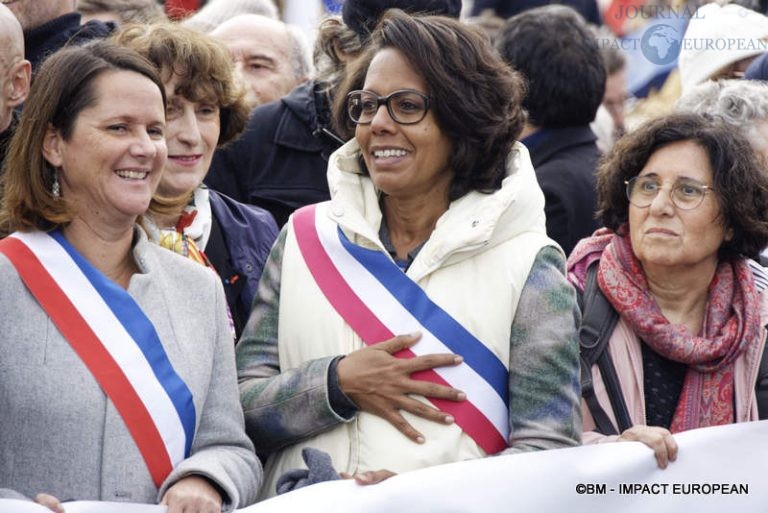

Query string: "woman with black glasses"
[[568, 113, 768, 469], [236, 10, 582, 498]]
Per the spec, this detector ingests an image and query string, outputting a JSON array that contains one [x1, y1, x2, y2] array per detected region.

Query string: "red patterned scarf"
[[568, 229, 761, 432]]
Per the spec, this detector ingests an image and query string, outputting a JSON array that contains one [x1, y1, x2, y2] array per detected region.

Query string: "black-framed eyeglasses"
[[347, 89, 431, 125], [625, 175, 715, 210]]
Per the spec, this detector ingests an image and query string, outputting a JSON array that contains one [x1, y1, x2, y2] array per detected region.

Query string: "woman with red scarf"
[[567, 113, 768, 469]]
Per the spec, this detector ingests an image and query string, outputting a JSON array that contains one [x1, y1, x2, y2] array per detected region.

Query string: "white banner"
[[3, 420, 767, 512], [0, 501, 163, 513]]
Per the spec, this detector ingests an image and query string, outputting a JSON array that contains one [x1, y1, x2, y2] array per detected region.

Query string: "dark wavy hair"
[[332, 9, 527, 201], [597, 113, 768, 261]]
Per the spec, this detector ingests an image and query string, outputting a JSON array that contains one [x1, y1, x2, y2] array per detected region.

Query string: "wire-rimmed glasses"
[[625, 175, 715, 210]]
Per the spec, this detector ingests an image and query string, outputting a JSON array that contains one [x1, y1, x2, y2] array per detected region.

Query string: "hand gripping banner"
[[0, 230, 196, 487], [292, 204, 509, 454]]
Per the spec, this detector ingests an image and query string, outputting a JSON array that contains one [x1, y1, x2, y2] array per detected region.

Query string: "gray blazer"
[[0, 228, 261, 510]]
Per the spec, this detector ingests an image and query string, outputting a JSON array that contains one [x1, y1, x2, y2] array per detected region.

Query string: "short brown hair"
[[113, 22, 249, 146], [332, 9, 526, 201], [597, 113, 768, 260], [0, 41, 165, 235]]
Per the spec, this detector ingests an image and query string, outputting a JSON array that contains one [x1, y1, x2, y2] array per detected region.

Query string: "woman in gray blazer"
[[0, 42, 260, 512]]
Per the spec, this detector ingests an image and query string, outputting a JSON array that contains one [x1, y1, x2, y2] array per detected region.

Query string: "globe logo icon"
[[641, 24, 682, 65]]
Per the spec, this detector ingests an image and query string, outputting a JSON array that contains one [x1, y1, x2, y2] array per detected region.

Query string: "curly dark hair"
[[597, 113, 768, 261], [332, 9, 527, 201]]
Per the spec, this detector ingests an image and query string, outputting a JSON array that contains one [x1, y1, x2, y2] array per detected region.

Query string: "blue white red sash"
[[293, 205, 509, 454], [0, 230, 196, 487]]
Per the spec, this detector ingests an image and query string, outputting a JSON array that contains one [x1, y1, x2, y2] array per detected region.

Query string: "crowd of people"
[[1, 0, 768, 511]]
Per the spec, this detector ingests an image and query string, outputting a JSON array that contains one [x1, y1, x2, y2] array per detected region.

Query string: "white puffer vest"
[[261, 140, 559, 497]]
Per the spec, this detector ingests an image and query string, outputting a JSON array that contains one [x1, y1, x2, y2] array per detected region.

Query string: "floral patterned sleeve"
[[236, 228, 353, 455], [502, 245, 582, 454]]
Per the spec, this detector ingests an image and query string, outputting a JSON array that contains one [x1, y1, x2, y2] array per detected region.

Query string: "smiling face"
[[354, 48, 453, 201], [158, 73, 220, 198], [629, 140, 730, 272], [42, 69, 167, 227]]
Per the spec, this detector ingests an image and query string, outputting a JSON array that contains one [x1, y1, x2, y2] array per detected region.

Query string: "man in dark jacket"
[[6, 0, 114, 73], [497, 5, 605, 256], [205, 79, 343, 228]]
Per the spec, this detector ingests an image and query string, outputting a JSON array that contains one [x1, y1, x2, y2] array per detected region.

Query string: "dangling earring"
[[52, 172, 60, 199]]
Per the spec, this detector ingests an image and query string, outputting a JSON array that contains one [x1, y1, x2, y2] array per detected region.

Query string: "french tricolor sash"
[[293, 205, 510, 454], [0, 230, 196, 487]]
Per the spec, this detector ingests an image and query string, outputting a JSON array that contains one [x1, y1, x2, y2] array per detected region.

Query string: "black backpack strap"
[[580, 358, 617, 435], [578, 261, 632, 435], [596, 348, 633, 433]]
